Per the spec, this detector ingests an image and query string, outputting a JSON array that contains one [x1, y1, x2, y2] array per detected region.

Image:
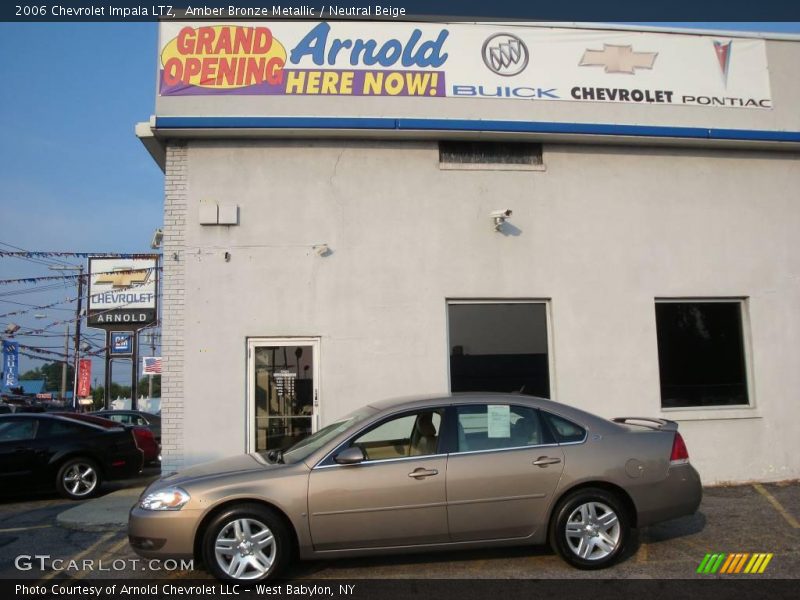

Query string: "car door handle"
[[532, 456, 562, 467], [408, 468, 439, 479]]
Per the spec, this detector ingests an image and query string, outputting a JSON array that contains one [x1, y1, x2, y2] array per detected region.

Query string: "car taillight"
[[670, 432, 690, 465], [132, 426, 154, 449]]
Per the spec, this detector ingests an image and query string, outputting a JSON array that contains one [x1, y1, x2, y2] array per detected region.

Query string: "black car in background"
[[0, 413, 143, 500], [93, 410, 161, 442]]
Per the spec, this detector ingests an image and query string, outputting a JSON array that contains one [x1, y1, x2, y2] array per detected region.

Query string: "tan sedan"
[[128, 394, 701, 580]]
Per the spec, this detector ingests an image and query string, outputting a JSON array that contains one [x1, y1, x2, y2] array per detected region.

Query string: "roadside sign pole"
[[104, 331, 112, 410], [131, 331, 139, 411]]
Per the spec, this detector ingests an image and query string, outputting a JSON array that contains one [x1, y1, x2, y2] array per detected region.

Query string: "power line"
[[0, 242, 79, 269], [0, 251, 160, 259]]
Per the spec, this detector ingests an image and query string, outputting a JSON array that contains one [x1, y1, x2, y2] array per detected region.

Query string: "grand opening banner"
[[158, 21, 772, 109]]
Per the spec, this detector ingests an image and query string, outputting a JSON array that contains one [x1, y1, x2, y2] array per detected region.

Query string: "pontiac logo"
[[713, 40, 732, 84], [95, 268, 151, 289], [482, 33, 529, 76], [579, 44, 657, 74]]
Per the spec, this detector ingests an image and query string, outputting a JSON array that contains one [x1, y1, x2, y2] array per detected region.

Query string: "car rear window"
[[52, 412, 122, 429], [542, 412, 586, 443]]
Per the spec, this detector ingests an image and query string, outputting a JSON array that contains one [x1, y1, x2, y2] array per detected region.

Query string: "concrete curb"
[[56, 487, 144, 532]]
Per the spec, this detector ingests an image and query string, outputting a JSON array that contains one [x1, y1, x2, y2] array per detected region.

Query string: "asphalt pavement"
[[0, 477, 797, 580]]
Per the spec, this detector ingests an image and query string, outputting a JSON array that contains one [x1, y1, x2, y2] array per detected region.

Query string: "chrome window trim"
[[448, 443, 560, 457], [558, 434, 588, 446], [313, 453, 448, 470]]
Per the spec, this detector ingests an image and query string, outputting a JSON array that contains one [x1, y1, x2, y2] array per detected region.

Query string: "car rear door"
[[307, 408, 449, 551], [445, 403, 565, 541]]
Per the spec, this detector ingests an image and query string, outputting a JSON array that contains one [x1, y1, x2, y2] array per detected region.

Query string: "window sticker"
[[487, 405, 511, 438]]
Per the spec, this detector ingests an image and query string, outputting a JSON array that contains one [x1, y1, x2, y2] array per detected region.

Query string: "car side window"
[[351, 410, 443, 461], [0, 419, 38, 442], [542, 412, 586, 443], [38, 420, 90, 439], [456, 405, 549, 452], [108, 414, 131, 425]]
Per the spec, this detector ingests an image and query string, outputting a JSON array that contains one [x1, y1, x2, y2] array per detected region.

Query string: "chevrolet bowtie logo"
[[579, 44, 658, 74], [95, 268, 150, 289]]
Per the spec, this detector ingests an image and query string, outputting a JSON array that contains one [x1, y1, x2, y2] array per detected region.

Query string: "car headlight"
[[139, 487, 191, 511]]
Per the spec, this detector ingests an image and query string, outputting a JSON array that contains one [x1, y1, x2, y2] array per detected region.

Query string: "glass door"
[[247, 338, 320, 453]]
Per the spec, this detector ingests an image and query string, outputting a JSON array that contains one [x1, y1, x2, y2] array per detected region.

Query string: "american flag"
[[142, 357, 162, 375]]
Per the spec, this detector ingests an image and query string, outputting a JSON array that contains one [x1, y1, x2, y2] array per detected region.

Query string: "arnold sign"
[[88, 257, 158, 328], [158, 21, 772, 109]]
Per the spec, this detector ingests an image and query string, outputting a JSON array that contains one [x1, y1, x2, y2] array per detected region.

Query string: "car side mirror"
[[334, 447, 365, 465]]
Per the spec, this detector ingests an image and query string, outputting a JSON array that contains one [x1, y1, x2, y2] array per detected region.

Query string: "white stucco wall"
[[159, 138, 800, 484]]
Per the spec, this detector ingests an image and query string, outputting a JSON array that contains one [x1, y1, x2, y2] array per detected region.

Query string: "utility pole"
[[131, 330, 139, 411], [147, 330, 156, 399], [51, 264, 84, 409], [72, 265, 84, 410], [60, 324, 69, 402]]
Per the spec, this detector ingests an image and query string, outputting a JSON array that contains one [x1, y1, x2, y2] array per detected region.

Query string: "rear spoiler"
[[612, 417, 678, 431]]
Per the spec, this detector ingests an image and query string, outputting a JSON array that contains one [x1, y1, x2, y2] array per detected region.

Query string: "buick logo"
[[482, 33, 529, 76]]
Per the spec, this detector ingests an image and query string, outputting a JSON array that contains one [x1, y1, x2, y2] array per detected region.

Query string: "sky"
[[0, 21, 798, 390]]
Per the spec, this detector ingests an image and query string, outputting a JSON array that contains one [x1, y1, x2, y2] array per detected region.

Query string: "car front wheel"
[[202, 504, 291, 581], [549, 488, 630, 569]]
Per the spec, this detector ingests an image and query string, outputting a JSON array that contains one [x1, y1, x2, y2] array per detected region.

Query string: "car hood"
[[157, 453, 276, 487]]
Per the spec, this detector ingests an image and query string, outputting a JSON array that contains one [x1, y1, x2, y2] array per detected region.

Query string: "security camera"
[[490, 209, 513, 231], [150, 228, 163, 250]]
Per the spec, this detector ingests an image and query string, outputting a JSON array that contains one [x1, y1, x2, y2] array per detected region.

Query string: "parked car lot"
[[0, 480, 797, 580], [92, 410, 161, 442], [129, 393, 702, 581], [0, 413, 144, 500]]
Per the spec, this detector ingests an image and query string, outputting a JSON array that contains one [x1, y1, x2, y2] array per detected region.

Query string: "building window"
[[655, 300, 750, 409], [448, 301, 550, 397], [439, 141, 544, 171]]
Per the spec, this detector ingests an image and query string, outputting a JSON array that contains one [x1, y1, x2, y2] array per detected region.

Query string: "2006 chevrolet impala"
[[128, 393, 701, 580]]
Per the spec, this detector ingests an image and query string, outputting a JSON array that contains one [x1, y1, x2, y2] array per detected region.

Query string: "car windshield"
[[277, 407, 375, 464]]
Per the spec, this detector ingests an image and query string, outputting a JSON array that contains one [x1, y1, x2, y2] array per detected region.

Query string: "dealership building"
[[137, 21, 800, 483]]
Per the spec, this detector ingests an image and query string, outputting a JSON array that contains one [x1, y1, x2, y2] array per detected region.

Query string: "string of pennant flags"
[[16, 343, 105, 360], [3, 271, 161, 335], [0, 252, 160, 259], [0, 266, 163, 286], [0, 296, 78, 319]]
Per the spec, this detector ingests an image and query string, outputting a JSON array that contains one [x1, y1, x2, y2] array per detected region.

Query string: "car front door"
[[446, 403, 565, 541], [307, 409, 449, 551]]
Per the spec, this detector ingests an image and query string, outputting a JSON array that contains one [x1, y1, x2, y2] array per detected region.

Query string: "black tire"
[[549, 487, 630, 570], [55, 457, 101, 500], [202, 503, 292, 581]]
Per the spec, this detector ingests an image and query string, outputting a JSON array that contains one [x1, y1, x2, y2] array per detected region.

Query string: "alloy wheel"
[[214, 518, 276, 580], [564, 501, 621, 560], [62, 463, 98, 497]]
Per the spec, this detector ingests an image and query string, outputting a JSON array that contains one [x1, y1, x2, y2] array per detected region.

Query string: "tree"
[[138, 375, 161, 398], [20, 361, 74, 393]]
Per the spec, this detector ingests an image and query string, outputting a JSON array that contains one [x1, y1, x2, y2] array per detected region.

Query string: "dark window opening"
[[439, 141, 543, 166], [448, 303, 549, 397], [655, 301, 749, 408]]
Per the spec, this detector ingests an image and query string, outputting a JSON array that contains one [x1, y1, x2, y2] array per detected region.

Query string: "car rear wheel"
[[202, 504, 291, 581], [549, 488, 630, 569], [56, 458, 101, 500]]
